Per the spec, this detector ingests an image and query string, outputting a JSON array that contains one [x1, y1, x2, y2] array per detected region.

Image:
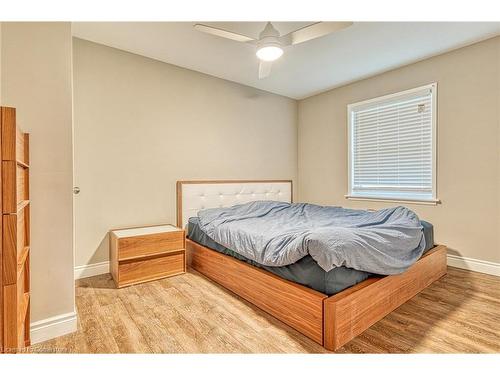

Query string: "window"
[[347, 83, 438, 204]]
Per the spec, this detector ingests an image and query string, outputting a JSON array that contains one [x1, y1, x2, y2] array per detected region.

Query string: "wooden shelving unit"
[[0, 107, 31, 353]]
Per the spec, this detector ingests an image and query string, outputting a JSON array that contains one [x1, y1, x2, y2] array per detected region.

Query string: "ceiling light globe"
[[256, 45, 283, 61]]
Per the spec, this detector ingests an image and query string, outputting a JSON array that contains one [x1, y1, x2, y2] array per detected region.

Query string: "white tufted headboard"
[[176, 180, 293, 229]]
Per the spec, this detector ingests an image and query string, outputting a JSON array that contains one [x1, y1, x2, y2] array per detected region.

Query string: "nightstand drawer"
[[117, 231, 184, 260], [118, 251, 185, 287]]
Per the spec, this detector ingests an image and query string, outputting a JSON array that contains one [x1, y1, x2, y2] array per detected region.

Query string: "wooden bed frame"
[[177, 180, 447, 351]]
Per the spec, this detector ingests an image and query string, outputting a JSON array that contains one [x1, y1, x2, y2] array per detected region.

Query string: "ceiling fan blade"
[[281, 22, 353, 45], [258, 61, 273, 79], [194, 24, 255, 43]]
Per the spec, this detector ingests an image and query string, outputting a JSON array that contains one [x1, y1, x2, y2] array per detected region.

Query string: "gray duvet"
[[197, 201, 426, 275]]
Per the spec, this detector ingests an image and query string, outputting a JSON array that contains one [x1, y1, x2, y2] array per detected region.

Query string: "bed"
[[177, 180, 447, 351]]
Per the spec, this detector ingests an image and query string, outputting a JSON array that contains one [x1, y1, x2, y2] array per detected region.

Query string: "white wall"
[[72, 38, 298, 269], [1, 23, 75, 334], [298, 36, 500, 268]]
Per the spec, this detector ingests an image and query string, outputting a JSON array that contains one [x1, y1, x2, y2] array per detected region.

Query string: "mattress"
[[187, 217, 434, 295]]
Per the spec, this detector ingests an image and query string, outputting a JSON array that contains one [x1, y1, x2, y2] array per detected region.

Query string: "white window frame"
[[346, 83, 439, 205]]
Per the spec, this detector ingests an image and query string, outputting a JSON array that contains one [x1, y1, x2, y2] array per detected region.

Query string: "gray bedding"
[[187, 217, 434, 295], [198, 201, 427, 275]]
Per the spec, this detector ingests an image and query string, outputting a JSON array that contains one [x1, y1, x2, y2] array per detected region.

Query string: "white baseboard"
[[447, 254, 500, 276], [30, 311, 78, 345], [74, 261, 110, 280]]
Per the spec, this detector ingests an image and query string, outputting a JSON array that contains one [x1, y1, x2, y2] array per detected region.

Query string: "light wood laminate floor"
[[31, 266, 500, 353]]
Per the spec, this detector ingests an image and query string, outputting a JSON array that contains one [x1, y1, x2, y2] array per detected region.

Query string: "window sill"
[[344, 195, 441, 206]]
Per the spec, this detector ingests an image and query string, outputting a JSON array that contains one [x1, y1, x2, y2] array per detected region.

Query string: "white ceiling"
[[72, 22, 500, 99]]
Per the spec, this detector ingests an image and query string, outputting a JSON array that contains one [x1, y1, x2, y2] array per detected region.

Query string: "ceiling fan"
[[194, 22, 353, 79]]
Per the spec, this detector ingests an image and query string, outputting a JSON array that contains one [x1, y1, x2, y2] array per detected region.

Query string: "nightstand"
[[109, 224, 186, 288]]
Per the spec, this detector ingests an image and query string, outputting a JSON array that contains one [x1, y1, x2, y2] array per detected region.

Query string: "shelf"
[[17, 200, 30, 212], [16, 159, 29, 169], [17, 246, 30, 277], [17, 292, 30, 330]]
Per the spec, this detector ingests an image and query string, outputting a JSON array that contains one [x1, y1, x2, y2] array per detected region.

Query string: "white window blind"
[[347, 83, 437, 203]]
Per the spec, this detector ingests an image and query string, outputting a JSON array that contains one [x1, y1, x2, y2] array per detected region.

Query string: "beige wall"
[[72, 38, 297, 268], [298, 36, 500, 263], [1, 23, 75, 322], [497, 37, 500, 266], [0, 22, 2, 104]]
